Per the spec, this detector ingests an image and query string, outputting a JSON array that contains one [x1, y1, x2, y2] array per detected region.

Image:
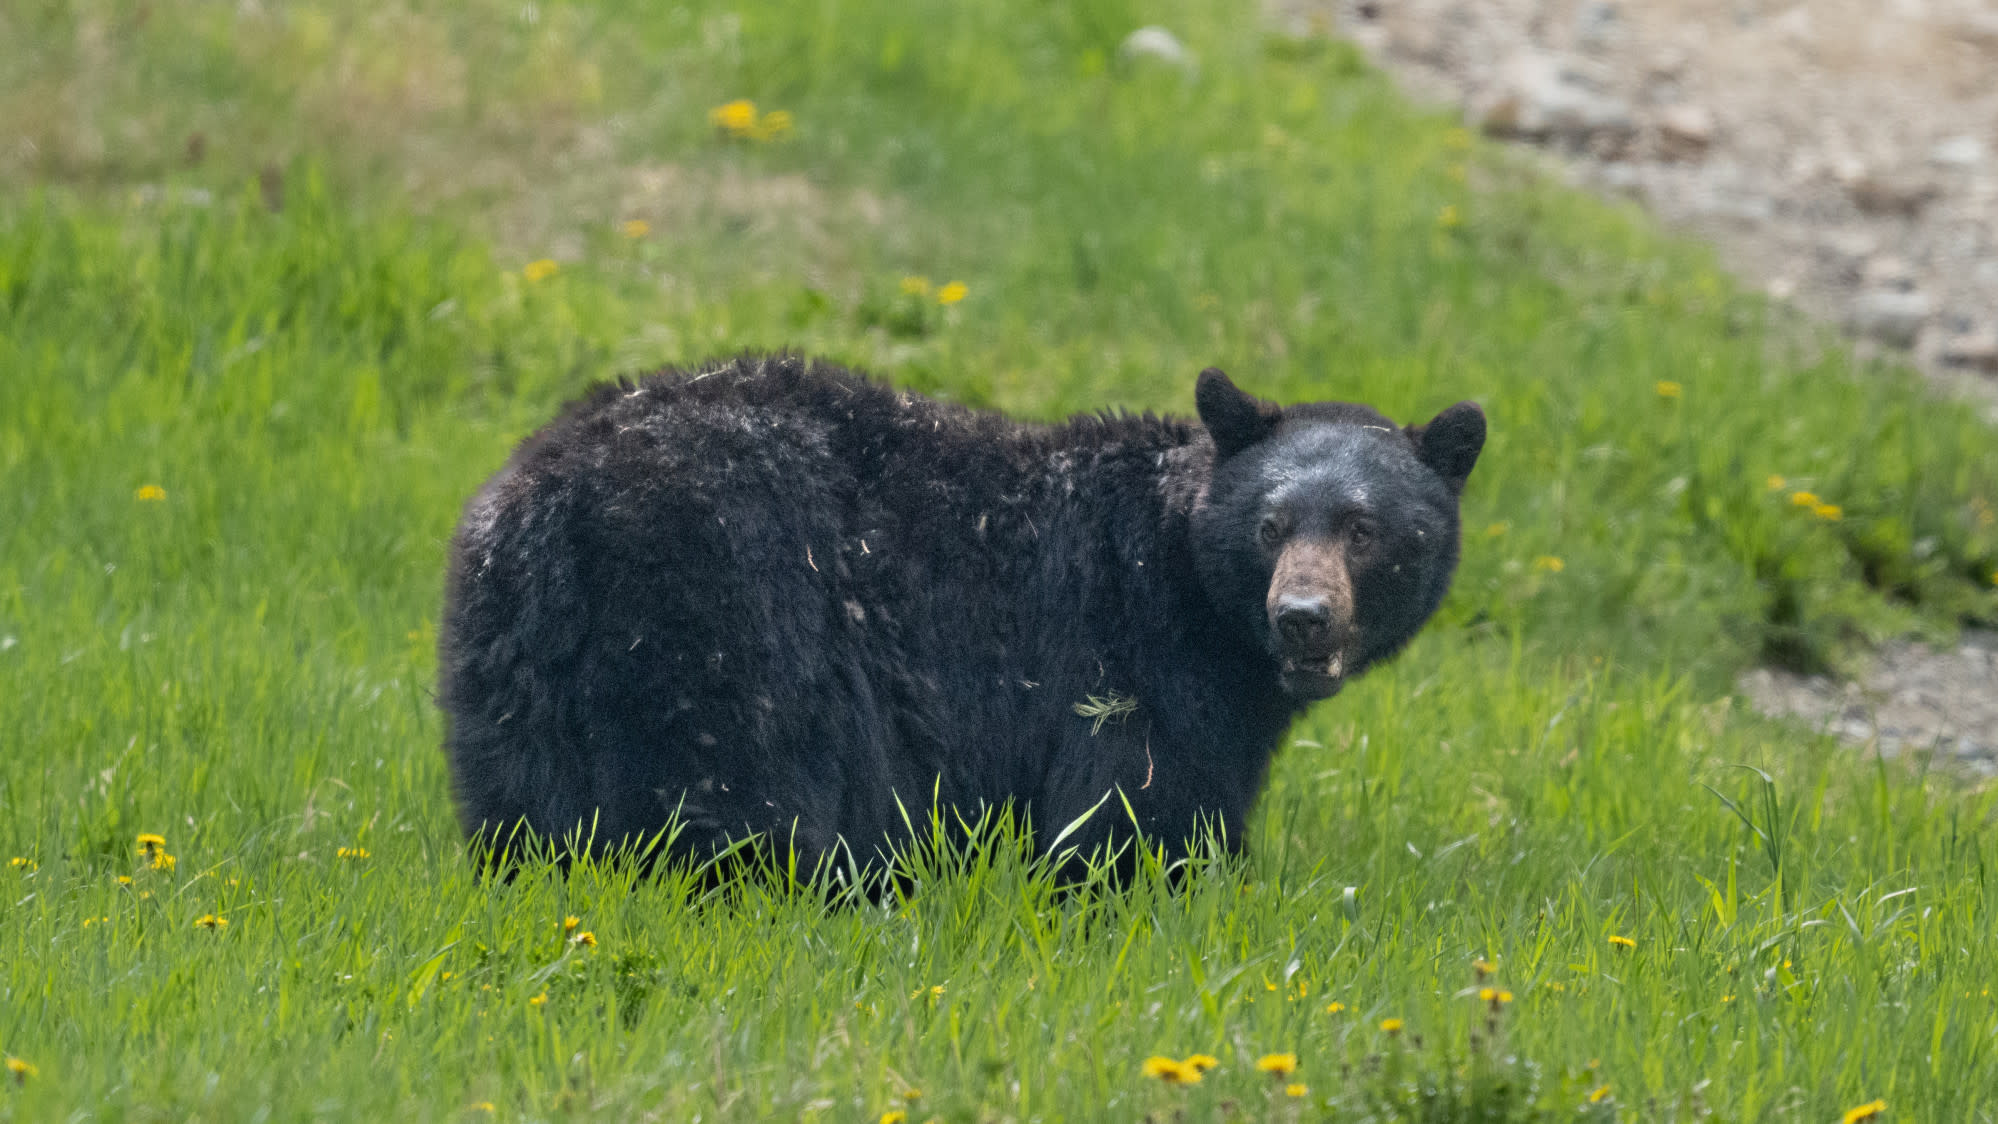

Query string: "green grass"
[[4, 1, 1998, 1119]]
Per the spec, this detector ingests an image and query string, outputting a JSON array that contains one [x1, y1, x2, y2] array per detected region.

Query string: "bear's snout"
[[1274, 595, 1340, 652], [1266, 538, 1356, 699]]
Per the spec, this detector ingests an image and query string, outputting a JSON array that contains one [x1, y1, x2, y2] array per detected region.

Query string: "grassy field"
[[4, 1, 1998, 1119]]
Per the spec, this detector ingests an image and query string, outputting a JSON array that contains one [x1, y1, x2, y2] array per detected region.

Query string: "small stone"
[[1930, 135, 1987, 169], [1827, 151, 1869, 186], [1118, 26, 1195, 70], [1850, 287, 1933, 347], [1861, 255, 1918, 291], [1645, 46, 1689, 80], [1575, 2, 1621, 51], [1656, 104, 1715, 159], [1849, 173, 1941, 217], [1940, 329, 1998, 372], [1773, 5, 1815, 43], [1816, 230, 1878, 279], [1472, 50, 1634, 149]]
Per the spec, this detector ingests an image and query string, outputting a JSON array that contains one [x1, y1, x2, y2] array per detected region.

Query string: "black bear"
[[438, 354, 1483, 878]]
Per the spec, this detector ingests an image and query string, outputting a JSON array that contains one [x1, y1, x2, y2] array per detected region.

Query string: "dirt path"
[[1264, 0, 1998, 773]]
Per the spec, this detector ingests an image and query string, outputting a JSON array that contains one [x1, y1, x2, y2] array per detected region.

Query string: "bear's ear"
[[1407, 401, 1486, 494], [1195, 368, 1281, 458]]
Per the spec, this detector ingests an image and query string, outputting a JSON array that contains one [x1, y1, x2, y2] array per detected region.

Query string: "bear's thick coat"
[[439, 354, 1483, 873]]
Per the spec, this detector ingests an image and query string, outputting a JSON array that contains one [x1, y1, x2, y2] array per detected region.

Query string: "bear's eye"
[[1348, 520, 1376, 550], [1259, 515, 1287, 550]]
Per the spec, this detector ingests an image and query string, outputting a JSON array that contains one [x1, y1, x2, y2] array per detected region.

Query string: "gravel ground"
[[1740, 633, 1998, 777], [1253, 0, 1998, 771], [1268, 0, 1998, 418]]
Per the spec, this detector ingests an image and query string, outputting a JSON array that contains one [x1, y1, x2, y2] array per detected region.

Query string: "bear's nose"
[[1274, 596, 1335, 651]]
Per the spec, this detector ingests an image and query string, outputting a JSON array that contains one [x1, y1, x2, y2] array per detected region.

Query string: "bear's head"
[[1188, 368, 1485, 702]]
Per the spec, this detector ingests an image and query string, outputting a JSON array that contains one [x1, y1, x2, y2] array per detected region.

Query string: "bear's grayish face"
[[1190, 369, 1485, 702]]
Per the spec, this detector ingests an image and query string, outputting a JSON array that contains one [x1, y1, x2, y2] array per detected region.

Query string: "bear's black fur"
[[438, 354, 1483, 876]]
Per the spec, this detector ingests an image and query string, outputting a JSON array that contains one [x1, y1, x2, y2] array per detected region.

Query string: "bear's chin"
[[1278, 656, 1346, 701]]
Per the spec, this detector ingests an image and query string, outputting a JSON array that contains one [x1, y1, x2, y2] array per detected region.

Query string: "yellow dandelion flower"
[[135, 484, 167, 502], [1766, 474, 1786, 491], [937, 281, 969, 305], [880, 1112, 907, 1124], [1473, 958, 1496, 978], [336, 846, 370, 860], [1285, 1083, 1309, 1098], [1790, 491, 1820, 508], [1533, 555, 1565, 573], [150, 850, 176, 872], [753, 109, 794, 141], [1588, 1085, 1612, 1104], [1437, 204, 1461, 228], [193, 914, 228, 930], [1479, 987, 1512, 1005], [902, 1088, 922, 1101], [8, 857, 34, 872], [563, 915, 580, 934], [1379, 1018, 1404, 1034], [1812, 503, 1843, 521], [1721, 994, 1735, 1002], [117, 875, 132, 885], [1841, 1100, 1886, 1124], [1182, 1054, 1218, 1072], [1324, 1001, 1345, 1013], [1655, 380, 1682, 399], [709, 99, 758, 135], [528, 992, 548, 1008], [1142, 1056, 1200, 1084], [621, 219, 651, 239], [573, 931, 596, 947], [5, 1056, 35, 1083], [899, 276, 932, 297], [136, 833, 166, 852], [522, 259, 559, 282], [1608, 935, 1635, 950], [1255, 1053, 1298, 1078]]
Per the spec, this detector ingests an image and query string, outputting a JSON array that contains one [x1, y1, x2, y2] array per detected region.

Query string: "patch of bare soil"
[[1264, 0, 1998, 771], [1271, 0, 1998, 418], [1740, 631, 1998, 777]]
